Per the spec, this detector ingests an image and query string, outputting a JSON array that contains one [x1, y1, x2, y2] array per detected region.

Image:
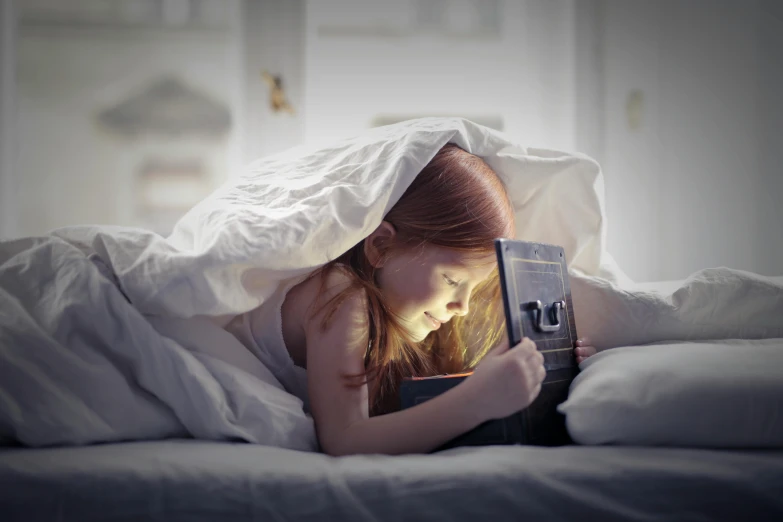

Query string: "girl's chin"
[[412, 328, 438, 343], [402, 327, 429, 343]]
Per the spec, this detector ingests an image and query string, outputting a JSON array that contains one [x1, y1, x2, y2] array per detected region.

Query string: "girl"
[[225, 144, 597, 456]]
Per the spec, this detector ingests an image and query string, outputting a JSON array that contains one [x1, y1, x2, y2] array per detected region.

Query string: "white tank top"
[[223, 278, 310, 413]]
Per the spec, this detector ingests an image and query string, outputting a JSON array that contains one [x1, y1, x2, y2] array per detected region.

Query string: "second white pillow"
[[559, 339, 783, 448]]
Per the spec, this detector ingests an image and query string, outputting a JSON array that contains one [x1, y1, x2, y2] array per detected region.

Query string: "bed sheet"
[[1, 440, 782, 522]]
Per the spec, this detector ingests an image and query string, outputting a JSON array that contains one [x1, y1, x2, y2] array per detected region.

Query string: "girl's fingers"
[[512, 338, 537, 358], [529, 383, 542, 402], [520, 337, 536, 351], [575, 344, 597, 357]]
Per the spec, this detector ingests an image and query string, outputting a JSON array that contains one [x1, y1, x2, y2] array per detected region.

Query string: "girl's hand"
[[463, 337, 546, 423], [574, 337, 597, 364]]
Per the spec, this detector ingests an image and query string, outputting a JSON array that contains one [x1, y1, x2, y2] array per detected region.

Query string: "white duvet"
[[0, 117, 781, 450]]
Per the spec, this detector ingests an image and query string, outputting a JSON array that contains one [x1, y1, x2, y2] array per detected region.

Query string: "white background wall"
[[596, 0, 782, 280], [303, 0, 578, 152], [12, 6, 242, 236], [240, 0, 305, 161]]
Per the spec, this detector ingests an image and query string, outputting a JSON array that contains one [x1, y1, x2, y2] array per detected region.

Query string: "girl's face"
[[376, 244, 497, 342]]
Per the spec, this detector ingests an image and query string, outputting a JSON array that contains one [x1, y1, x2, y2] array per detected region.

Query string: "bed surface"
[[2, 440, 782, 521]]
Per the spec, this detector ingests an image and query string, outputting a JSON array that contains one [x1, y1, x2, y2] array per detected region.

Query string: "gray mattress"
[[1, 440, 782, 521]]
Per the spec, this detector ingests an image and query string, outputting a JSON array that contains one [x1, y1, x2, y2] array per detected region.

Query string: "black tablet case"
[[399, 239, 579, 450]]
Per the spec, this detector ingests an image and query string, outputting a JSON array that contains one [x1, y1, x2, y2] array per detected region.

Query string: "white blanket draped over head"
[[1, 117, 781, 450]]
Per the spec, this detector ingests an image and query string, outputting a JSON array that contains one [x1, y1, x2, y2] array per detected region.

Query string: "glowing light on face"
[[376, 245, 497, 342]]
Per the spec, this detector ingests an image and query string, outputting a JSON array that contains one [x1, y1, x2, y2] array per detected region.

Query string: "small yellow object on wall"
[[261, 70, 296, 115]]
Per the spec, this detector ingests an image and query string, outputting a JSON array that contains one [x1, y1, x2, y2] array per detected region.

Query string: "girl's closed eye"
[[443, 274, 460, 287]]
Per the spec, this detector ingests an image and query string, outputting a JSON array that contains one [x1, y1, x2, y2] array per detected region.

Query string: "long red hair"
[[307, 143, 516, 415]]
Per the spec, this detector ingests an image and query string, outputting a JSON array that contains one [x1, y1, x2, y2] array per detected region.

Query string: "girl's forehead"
[[430, 246, 497, 270]]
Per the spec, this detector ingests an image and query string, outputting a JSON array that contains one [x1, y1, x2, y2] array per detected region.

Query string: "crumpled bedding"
[[0, 117, 780, 450], [572, 267, 783, 349], [0, 236, 317, 450]]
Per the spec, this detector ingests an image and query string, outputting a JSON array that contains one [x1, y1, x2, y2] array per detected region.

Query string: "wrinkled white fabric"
[[0, 117, 620, 448], [571, 267, 783, 349], [0, 236, 316, 450], [561, 338, 783, 447], [563, 269, 783, 448], [1, 117, 779, 450], [49, 117, 624, 321]]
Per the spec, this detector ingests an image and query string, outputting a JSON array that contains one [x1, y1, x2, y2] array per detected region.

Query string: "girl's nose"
[[449, 300, 469, 317]]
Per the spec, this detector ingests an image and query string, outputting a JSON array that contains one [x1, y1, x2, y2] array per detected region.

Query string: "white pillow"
[[559, 339, 783, 448]]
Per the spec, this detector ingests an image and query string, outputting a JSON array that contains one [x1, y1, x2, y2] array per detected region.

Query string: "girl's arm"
[[305, 271, 543, 456], [305, 283, 480, 455]]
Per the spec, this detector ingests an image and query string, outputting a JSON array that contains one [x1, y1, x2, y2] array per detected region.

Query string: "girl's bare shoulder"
[[302, 266, 370, 346]]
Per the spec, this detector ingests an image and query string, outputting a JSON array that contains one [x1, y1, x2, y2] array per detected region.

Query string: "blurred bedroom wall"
[[591, 0, 783, 281], [303, 0, 577, 152], [4, 0, 244, 237], [0, 0, 781, 282]]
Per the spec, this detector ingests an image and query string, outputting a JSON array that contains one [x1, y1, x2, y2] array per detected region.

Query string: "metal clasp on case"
[[529, 300, 565, 333]]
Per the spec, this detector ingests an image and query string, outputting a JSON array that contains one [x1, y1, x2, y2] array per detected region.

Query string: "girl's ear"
[[364, 221, 397, 268]]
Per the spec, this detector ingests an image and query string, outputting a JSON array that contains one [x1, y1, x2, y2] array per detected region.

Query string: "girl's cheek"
[[404, 282, 438, 308], [420, 275, 443, 301]]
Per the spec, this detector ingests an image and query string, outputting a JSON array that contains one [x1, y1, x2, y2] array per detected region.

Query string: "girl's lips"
[[425, 312, 442, 329]]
